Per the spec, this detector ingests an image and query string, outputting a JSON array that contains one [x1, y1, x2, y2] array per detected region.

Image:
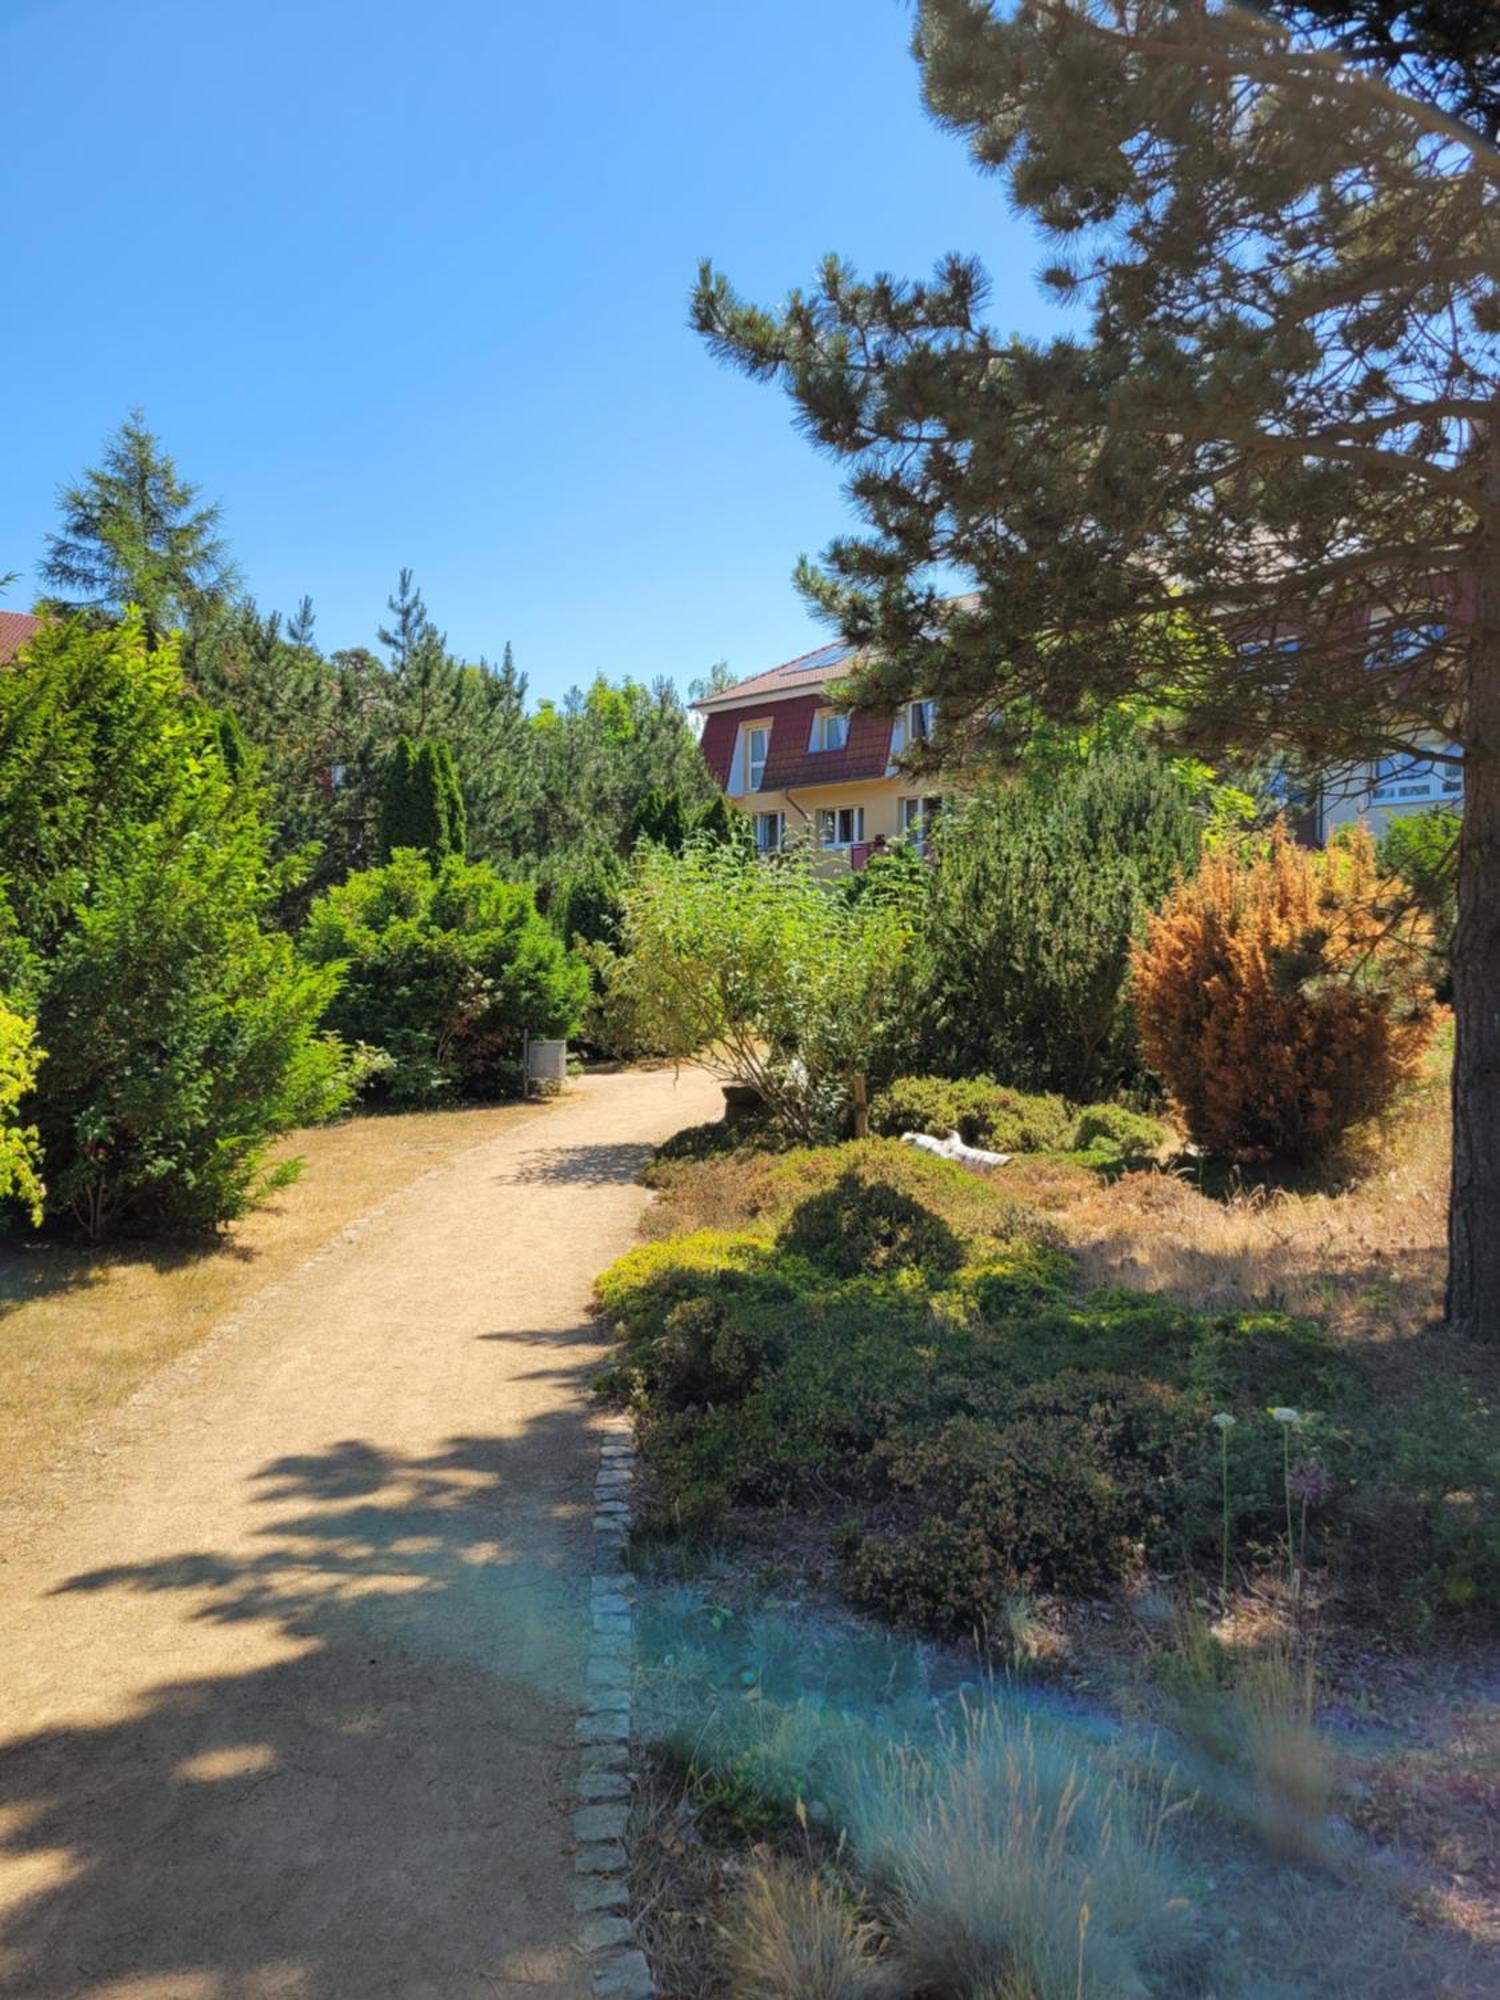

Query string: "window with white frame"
[[739, 722, 770, 792], [1370, 749, 1463, 805], [906, 699, 935, 743], [817, 805, 865, 848], [811, 708, 849, 752], [752, 810, 785, 855], [898, 796, 941, 839]]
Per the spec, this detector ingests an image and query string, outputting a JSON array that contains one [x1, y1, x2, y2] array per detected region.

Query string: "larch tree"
[[41, 412, 238, 647], [692, 0, 1500, 1335]]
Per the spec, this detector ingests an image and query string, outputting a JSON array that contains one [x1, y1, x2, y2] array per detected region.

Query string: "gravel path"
[[0, 1065, 721, 2000]]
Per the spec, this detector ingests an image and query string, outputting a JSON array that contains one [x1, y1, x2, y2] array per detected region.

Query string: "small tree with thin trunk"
[[606, 838, 920, 1138]]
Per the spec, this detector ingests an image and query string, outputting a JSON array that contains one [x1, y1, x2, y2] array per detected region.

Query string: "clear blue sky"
[[1, 0, 1066, 702]]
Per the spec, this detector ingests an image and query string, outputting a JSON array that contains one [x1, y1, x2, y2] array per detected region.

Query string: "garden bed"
[[595, 1111, 1500, 1997]]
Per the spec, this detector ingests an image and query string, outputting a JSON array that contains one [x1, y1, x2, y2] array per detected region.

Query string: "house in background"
[[0, 610, 41, 666], [694, 639, 941, 868]]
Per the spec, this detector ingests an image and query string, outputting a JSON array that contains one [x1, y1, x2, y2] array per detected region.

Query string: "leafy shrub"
[[37, 827, 349, 1236], [870, 1074, 1169, 1165], [604, 838, 921, 1139], [870, 1076, 1072, 1152], [1133, 824, 1436, 1163], [1064, 1102, 1167, 1162], [302, 849, 588, 1104], [0, 994, 44, 1224], [651, 1115, 779, 1164], [598, 1138, 1347, 1620], [850, 1376, 1202, 1627], [912, 748, 1204, 1100]]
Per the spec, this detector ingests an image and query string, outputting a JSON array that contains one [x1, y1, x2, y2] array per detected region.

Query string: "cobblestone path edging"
[[573, 1415, 655, 2000]]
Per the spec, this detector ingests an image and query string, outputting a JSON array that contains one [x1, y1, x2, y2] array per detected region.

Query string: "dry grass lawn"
[[1022, 1074, 1450, 1341], [0, 1099, 550, 1520]]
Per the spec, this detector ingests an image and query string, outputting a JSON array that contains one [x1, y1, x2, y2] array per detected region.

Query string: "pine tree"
[[627, 785, 689, 852], [693, 0, 1500, 1336], [41, 412, 238, 647], [694, 793, 747, 847], [1261, 1, 1499, 139], [378, 735, 463, 860], [428, 737, 467, 859]]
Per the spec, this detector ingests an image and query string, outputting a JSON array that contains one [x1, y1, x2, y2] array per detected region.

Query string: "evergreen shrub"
[[302, 849, 587, 1104], [1133, 825, 1436, 1162]]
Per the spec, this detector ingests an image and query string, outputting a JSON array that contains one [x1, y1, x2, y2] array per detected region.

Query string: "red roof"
[[0, 610, 40, 665], [700, 689, 896, 793], [693, 638, 858, 710]]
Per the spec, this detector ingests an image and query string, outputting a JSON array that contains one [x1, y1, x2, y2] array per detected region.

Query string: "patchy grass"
[[0, 1098, 548, 1520], [604, 1112, 1498, 1631], [598, 1139, 1367, 1631], [614, 1092, 1500, 1997]]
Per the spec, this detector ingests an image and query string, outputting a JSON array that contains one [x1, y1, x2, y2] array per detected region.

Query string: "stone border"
[[573, 1414, 656, 1999]]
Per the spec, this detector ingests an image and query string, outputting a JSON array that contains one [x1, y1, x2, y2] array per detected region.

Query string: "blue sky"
[[1, 0, 1066, 702]]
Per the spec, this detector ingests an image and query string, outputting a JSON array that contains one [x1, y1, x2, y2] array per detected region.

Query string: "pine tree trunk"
[[1447, 490, 1500, 1338]]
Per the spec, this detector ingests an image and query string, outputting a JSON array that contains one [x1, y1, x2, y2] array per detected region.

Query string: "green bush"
[[850, 1375, 1209, 1630], [870, 1075, 1072, 1152], [37, 828, 348, 1236], [0, 990, 45, 1225], [870, 1075, 1167, 1163], [0, 613, 353, 1237], [605, 839, 921, 1139], [1064, 1103, 1167, 1162], [912, 748, 1204, 1100], [301, 849, 588, 1104], [595, 1139, 1349, 1624]]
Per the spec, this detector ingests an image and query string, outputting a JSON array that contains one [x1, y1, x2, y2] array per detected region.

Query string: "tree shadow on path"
[[0, 1408, 600, 2000]]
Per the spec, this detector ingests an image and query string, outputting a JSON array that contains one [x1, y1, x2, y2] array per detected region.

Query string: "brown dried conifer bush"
[[1133, 825, 1436, 1165]]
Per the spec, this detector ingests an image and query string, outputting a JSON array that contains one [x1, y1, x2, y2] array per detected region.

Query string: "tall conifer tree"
[[42, 413, 238, 647], [693, 0, 1500, 1334]]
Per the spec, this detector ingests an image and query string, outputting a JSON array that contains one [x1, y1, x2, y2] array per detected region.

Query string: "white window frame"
[[892, 699, 936, 755], [898, 795, 941, 838], [818, 805, 865, 848], [752, 810, 785, 855], [810, 707, 850, 753], [738, 722, 770, 793]]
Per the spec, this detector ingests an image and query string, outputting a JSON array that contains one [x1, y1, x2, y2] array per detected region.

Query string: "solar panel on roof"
[[780, 641, 853, 676]]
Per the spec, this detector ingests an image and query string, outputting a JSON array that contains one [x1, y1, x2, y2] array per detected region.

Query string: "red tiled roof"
[[693, 638, 858, 710], [700, 689, 896, 794], [0, 610, 40, 665]]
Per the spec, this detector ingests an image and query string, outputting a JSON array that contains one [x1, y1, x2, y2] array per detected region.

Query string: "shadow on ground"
[[0, 1402, 600, 2000], [500, 1142, 655, 1189]]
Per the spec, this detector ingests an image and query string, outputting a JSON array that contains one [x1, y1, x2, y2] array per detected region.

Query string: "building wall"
[[1318, 741, 1464, 842]]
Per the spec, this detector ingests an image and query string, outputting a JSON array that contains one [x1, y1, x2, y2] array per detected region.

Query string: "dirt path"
[[0, 1065, 721, 2000]]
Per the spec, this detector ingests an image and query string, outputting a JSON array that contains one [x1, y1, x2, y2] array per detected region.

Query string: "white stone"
[[573, 1804, 630, 1843], [579, 1771, 630, 1800], [574, 1840, 628, 1875], [593, 1949, 655, 1999], [576, 1877, 629, 1912], [581, 1914, 634, 1954]]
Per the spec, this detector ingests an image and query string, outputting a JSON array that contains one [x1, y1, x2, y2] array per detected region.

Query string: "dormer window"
[[811, 708, 849, 753], [893, 699, 936, 754], [737, 722, 770, 792]]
